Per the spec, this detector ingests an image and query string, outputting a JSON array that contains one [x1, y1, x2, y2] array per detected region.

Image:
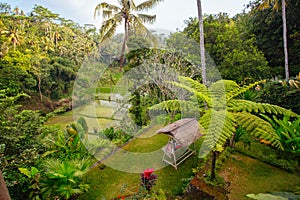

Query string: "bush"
[[101, 127, 132, 146], [259, 81, 300, 114], [237, 147, 298, 172]]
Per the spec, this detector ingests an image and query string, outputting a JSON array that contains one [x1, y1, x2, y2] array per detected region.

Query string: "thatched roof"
[[156, 118, 203, 147]]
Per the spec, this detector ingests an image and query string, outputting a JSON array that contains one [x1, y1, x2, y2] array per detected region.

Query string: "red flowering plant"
[[140, 168, 157, 191]]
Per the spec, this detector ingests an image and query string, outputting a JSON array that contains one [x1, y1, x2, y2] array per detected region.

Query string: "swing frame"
[[156, 118, 203, 170]]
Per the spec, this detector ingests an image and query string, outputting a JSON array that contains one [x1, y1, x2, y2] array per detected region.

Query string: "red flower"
[[143, 168, 154, 179]]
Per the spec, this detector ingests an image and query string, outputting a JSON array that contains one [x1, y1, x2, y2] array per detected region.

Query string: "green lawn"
[[79, 124, 204, 199], [219, 151, 300, 200]]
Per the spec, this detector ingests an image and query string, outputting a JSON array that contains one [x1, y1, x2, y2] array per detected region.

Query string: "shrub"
[[259, 81, 300, 114]]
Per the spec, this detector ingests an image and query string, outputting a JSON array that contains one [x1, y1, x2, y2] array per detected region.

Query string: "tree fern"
[[233, 112, 283, 150], [150, 76, 298, 180], [200, 110, 236, 149], [226, 80, 263, 101], [167, 81, 211, 106], [149, 99, 201, 113], [178, 76, 208, 94], [228, 100, 297, 117]]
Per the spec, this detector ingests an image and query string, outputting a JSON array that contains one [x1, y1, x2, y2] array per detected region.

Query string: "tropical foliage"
[[1, 0, 300, 199], [262, 114, 300, 157], [182, 14, 271, 82], [0, 3, 98, 111], [150, 76, 297, 179], [244, 0, 300, 77], [40, 158, 92, 199]]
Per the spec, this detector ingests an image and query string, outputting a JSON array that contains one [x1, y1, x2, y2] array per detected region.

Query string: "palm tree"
[[258, 0, 289, 80], [2, 24, 23, 51], [94, 0, 163, 70], [196, 0, 206, 85], [150, 76, 297, 179]]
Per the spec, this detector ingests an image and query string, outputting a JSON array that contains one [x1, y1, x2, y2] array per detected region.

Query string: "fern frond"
[[227, 80, 263, 101], [149, 100, 199, 113], [167, 81, 211, 107], [199, 110, 236, 150], [228, 100, 297, 117], [210, 80, 239, 96], [233, 112, 283, 150], [178, 76, 208, 94]]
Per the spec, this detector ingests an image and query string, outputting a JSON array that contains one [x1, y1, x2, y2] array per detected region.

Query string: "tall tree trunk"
[[282, 0, 289, 80], [119, 19, 128, 71], [0, 170, 11, 200], [197, 0, 206, 85], [210, 151, 217, 180], [38, 76, 43, 101]]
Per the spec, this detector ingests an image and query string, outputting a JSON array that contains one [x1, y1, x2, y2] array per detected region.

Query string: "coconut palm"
[[150, 76, 297, 179], [94, 0, 163, 70], [258, 0, 289, 80], [2, 24, 23, 51]]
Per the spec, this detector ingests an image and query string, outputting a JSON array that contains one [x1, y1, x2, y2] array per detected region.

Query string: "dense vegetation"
[[0, 3, 98, 112], [0, 0, 300, 199]]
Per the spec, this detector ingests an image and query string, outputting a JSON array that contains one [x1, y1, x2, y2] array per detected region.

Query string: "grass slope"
[[79, 124, 203, 199], [219, 152, 300, 200]]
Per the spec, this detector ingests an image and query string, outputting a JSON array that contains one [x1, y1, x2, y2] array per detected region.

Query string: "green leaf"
[[19, 167, 31, 178], [31, 167, 40, 176], [41, 150, 58, 158], [246, 193, 288, 200]]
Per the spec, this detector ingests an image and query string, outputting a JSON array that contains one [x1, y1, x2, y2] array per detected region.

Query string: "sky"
[[2, 0, 250, 32]]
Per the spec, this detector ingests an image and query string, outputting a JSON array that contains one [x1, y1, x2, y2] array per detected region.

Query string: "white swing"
[[156, 118, 203, 170]]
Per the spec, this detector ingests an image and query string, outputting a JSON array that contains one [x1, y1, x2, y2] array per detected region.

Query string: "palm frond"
[[258, 0, 271, 10], [233, 112, 283, 150], [258, 0, 282, 11], [94, 3, 120, 18], [137, 14, 156, 24], [200, 110, 236, 150], [135, 0, 164, 11], [99, 14, 122, 42], [129, 14, 151, 35], [102, 10, 114, 19], [228, 99, 297, 117]]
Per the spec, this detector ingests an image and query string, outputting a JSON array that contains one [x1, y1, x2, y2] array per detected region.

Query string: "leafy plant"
[[43, 123, 90, 160], [246, 193, 288, 200], [18, 167, 41, 200], [261, 114, 300, 158], [100, 127, 132, 146], [40, 158, 93, 199], [150, 76, 297, 180]]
